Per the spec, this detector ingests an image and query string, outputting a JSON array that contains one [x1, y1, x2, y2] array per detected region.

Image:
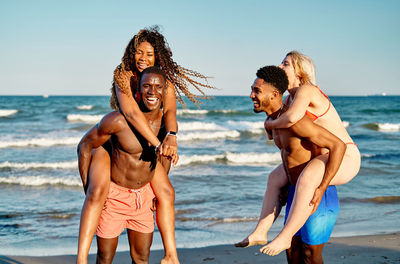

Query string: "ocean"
[[0, 95, 399, 256]]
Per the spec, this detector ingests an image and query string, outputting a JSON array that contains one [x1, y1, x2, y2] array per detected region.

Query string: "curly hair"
[[256, 66, 288, 94], [110, 26, 214, 109]]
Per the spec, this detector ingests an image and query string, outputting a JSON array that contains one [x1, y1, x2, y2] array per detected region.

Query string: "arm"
[[77, 113, 120, 190], [114, 66, 161, 148], [161, 81, 179, 165], [266, 85, 314, 129], [291, 117, 346, 190], [290, 117, 346, 212]]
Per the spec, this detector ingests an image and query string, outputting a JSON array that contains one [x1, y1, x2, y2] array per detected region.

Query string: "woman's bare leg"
[[150, 163, 179, 264], [261, 145, 361, 256], [77, 147, 111, 264], [235, 164, 288, 247]]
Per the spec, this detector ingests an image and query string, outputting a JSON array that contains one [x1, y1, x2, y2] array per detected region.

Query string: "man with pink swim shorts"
[[78, 67, 171, 264]]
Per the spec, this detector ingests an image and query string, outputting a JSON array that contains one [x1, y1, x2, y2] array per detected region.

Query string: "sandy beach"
[[1, 233, 399, 264]]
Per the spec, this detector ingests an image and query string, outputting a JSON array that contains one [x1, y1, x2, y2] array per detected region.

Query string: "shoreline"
[[2, 233, 399, 264]]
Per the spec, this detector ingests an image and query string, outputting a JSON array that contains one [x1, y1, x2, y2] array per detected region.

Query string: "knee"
[[157, 183, 175, 204], [131, 250, 150, 264], [302, 244, 323, 264], [267, 169, 286, 189], [96, 250, 114, 264], [86, 184, 108, 204]]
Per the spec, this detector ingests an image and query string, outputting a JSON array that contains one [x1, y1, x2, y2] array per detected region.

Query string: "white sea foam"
[[225, 152, 281, 165], [179, 130, 241, 141], [361, 153, 375, 158], [67, 114, 103, 123], [342, 121, 350, 128], [0, 137, 81, 148], [177, 109, 208, 115], [0, 109, 18, 117], [177, 152, 281, 166], [0, 161, 77, 169], [226, 120, 265, 134], [178, 154, 225, 166], [377, 123, 400, 132], [76, 105, 94, 110], [0, 175, 81, 186], [178, 122, 226, 131]]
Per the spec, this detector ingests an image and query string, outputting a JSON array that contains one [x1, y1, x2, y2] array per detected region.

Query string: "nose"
[[278, 63, 283, 69], [250, 90, 254, 99]]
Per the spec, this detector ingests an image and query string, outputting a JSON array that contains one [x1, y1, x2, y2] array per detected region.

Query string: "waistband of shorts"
[[109, 181, 150, 193]]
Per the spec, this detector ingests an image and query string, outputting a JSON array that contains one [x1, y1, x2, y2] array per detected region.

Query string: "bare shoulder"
[[99, 111, 127, 134], [297, 83, 318, 95]]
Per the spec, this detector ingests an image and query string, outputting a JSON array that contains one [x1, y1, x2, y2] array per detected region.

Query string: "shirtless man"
[[78, 66, 172, 264], [248, 66, 346, 263]]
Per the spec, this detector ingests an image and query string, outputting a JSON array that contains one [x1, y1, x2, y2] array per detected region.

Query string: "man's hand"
[[310, 187, 325, 214], [160, 134, 178, 165]]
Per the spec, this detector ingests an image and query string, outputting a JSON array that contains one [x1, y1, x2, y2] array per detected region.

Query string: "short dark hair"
[[139, 66, 167, 87], [256, 66, 288, 94]]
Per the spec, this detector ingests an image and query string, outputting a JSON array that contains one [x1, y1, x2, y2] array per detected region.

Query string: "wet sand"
[[1, 233, 399, 264]]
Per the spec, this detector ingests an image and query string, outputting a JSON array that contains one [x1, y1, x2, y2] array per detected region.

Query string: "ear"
[[271, 89, 279, 100]]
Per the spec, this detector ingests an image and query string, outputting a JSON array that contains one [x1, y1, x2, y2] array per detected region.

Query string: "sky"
[[0, 0, 399, 96]]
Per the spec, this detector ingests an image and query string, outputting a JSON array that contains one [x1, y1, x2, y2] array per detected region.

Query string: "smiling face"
[[140, 73, 165, 112], [250, 78, 278, 113], [134, 41, 156, 72]]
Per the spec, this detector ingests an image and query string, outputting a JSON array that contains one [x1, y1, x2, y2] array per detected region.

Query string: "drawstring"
[[129, 188, 143, 209]]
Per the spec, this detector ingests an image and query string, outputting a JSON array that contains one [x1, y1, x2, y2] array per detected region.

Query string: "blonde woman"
[[236, 51, 360, 256]]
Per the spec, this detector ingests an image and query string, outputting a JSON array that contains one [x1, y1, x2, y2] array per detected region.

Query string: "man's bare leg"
[[235, 164, 287, 247], [96, 236, 118, 264], [302, 243, 324, 264], [286, 236, 303, 264], [77, 147, 111, 264], [127, 229, 153, 264], [261, 146, 360, 256]]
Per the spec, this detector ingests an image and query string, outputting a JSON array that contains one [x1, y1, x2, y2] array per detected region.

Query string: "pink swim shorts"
[[96, 181, 155, 238]]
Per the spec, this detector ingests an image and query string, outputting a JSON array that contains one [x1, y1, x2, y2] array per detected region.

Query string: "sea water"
[[0, 95, 399, 256]]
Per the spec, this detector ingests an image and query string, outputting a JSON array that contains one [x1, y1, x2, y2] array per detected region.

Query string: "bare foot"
[[259, 234, 291, 256], [160, 255, 180, 264], [234, 234, 267, 248]]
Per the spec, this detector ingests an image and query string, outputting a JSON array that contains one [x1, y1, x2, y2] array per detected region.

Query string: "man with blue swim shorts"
[[248, 66, 346, 263]]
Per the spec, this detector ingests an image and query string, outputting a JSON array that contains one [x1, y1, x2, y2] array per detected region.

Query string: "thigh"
[[86, 146, 111, 195], [127, 229, 153, 262], [96, 236, 118, 264], [150, 162, 174, 200]]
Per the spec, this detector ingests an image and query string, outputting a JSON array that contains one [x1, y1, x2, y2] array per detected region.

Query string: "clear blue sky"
[[1, 0, 399, 96]]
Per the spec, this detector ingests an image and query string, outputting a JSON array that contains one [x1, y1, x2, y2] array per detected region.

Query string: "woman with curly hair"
[[236, 51, 360, 257], [77, 26, 213, 264]]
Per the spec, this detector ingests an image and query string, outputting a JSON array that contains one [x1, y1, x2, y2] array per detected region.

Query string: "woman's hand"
[[160, 134, 178, 165]]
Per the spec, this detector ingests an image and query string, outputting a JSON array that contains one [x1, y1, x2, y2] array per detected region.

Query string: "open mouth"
[[252, 100, 260, 108], [137, 63, 149, 71], [145, 97, 159, 105]]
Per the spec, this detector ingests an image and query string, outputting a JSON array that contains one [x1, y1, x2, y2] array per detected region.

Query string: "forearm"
[[124, 111, 161, 147], [319, 142, 346, 189], [163, 108, 178, 133]]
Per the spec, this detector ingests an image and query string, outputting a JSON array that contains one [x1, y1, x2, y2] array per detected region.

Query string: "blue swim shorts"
[[284, 185, 339, 245]]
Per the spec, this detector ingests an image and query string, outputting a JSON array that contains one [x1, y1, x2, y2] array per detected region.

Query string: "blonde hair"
[[286, 51, 316, 85]]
